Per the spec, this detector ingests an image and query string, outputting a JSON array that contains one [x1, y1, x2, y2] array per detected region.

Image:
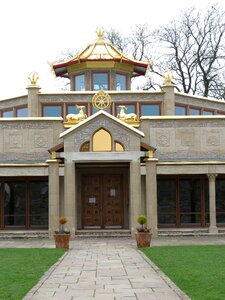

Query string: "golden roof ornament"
[[92, 90, 111, 110], [28, 71, 39, 85], [163, 70, 173, 85], [95, 27, 105, 43]]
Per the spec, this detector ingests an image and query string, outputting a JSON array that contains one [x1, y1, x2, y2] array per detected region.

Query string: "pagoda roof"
[[52, 28, 148, 77]]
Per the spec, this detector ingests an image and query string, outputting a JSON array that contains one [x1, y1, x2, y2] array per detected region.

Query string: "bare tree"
[[156, 4, 225, 98]]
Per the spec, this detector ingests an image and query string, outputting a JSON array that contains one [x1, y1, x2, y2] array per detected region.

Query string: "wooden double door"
[[82, 174, 124, 229]]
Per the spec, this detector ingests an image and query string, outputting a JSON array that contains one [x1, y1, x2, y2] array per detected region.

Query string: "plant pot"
[[53, 234, 70, 249], [135, 232, 152, 248]]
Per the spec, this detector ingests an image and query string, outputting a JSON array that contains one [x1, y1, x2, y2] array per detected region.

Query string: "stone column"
[[64, 160, 76, 238], [162, 84, 175, 116], [27, 72, 41, 117], [130, 160, 142, 237], [47, 155, 60, 237], [161, 71, 175, 115], [208, 174, 218, 233], [145, 156, 158, 238]]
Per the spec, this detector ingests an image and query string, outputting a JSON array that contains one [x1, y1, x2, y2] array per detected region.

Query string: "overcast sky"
[[0, 0, 224, 99]]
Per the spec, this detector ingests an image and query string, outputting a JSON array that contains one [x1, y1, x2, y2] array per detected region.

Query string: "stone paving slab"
[[23, 238, 190, 300]]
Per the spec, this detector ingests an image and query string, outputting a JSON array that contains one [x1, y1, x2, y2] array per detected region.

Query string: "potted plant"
[[135, 215, 152, 248], [53, 216, 70, 249]]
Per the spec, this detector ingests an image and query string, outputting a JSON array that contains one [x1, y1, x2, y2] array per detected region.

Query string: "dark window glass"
[[157, 179, 176, 225], [179, 179, 201, 224], [4, 182, 26, 227], [43, 106, 62, 117], [75, 74, 85, 91], [140, 104, 160, 116], [116, 105, 135, 115], [116, 74, 126, 90], [175, 106, 186, 115], [17, 107, 28, 117], [93, 73, 108, 91], [29, 182, 48, 227], [3, 110, 13, 117], [216, 178, 225, 223], [189, 108, 201, 115]]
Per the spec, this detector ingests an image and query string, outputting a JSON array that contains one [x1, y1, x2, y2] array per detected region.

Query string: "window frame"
[[92, 71, 110, 91], [115, 73, 128, 91], [42, 104, 63, 117], [139, 102, 162, 117], [74, 73, 86, 91]]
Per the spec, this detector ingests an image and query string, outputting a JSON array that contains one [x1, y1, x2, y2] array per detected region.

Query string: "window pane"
[[116, 105, 135, 115], [75, 74, 85, 91], [30, 182, 48, 227], [141, 104, 160, 116], [216, 178, 225, 223], [17, 107, 28, 117], [43, 106, 62, 117], [3, 110, 13, 117], [67, 105, 86, 114], [179, 179, 201, 213], [203, 110, 213, 115], [116, 74, 126, 90], [4, 182, 26, 227], [157, 179, 176, 225], [175, 106, 186, 115], [93, 73, 108, 91], [189, 108, 200, 115]]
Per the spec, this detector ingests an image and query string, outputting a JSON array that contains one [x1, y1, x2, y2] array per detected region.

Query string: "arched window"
[[80, 141, 90, 152], [92, 128, 112, 152], [115, 141, 124, 152]]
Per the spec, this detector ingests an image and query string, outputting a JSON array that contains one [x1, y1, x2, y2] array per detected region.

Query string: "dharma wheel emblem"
[[92, 90, 111, 110]]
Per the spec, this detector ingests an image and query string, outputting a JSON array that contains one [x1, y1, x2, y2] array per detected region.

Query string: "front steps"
[[158, 228, 225, 236], [0, 230, 48, 239], [1, 228, 225, 239], [75, 229, 131, 238]]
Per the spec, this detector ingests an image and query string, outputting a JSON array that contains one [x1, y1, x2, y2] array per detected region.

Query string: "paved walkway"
[[20, 237, 190, 300]]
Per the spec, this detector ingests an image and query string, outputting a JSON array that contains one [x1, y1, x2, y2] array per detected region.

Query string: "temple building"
[[0, 28, 225, 238]]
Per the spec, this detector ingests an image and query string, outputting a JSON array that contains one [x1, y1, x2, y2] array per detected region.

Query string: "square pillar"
[[64, 161, 76, 238], [130, 160, 142, 236], [47, 157, 60, 237], [208, 174, 218, 233], [145, 157, 158, 238]]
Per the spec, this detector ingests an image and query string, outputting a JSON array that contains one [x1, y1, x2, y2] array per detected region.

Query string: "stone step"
[[0, 230, 48, 239], [75, 229, 131, 238], [158, 228, 225, 236]]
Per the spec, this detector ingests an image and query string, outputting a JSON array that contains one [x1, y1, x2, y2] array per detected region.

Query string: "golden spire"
[[95, 27, 105, 43], [163, 70, 173, 85], [28, 71, 39, 85]]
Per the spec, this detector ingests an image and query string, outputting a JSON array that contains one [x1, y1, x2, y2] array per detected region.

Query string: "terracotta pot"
[[135, 232, 152, 248], [53, 234, 70, 249]]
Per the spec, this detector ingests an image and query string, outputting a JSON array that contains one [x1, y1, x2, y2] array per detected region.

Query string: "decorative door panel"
[[103, 175, 123, 228], [82, 175, 102, 227], [82, 174, 123, 228]]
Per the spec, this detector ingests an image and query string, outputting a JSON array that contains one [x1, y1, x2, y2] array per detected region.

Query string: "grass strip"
[[0, 248, 66, 300], [142, 245, 225, 300]]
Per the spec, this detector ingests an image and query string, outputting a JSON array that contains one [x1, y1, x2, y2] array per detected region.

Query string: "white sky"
[[0, 0, 224, 99]]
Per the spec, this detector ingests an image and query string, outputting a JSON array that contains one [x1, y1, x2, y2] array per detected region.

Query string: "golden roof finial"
[[163, 70, 173, 85], [28, 71, 39, 85], [96, 27, 104, 39]]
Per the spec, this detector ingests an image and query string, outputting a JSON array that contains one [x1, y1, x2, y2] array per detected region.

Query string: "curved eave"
[[53, 58, 147, 77]]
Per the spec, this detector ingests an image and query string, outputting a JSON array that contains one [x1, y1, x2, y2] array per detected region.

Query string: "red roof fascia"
[[53, 57, 148, 71]]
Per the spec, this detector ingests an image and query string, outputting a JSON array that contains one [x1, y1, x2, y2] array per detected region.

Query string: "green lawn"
[[0, 248, 66, 300], [142, 245, 225, 300]]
